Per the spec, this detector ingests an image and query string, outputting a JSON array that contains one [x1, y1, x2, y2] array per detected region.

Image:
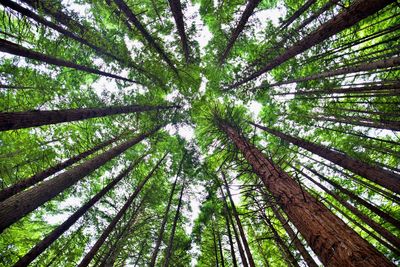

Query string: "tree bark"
[[0, 104, 178, 131], [219, 0, 261, 64], [227, 0, 395, 89], [217, 222, 226, 267], [280, 0, 316, 30], [222, 172, 256, 267], [77, 153, 167, 267], [217, 119, 394, 266], [224, 208, 238, 267], [250, 122, 400, 194], [168, 0, 190, 63], [0, 126, 161, 232], [0, 39, 135, 83]]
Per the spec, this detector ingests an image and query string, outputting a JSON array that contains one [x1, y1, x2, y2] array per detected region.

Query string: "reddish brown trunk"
[[218, 120, 394, 266], [168, 0, 190, 63], [77, 153, 167, 267], [0, 126, 161, 232], [0, 104, 178, 131], [250, 122, 400, 193], [280, 0, 316, 30]]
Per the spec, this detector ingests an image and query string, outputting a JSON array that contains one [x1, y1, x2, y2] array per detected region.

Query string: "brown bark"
[[222, 172, 255, 267], [168, 0, 190, 63], [217, 119, 394, 266], [219, 0, 261, 64], [0, 126, 161, 232], [0, 104, 178, 131], [250, 122, 400, 194], [280, 0, 316, 30], [0, 39, 135, 83], [77, 153, 167, 267], [227, 0, 395, 89], [13, 157, 143, 267]]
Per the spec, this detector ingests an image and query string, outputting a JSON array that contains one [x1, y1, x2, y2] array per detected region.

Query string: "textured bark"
[[168, 0, 190, 63], [0, 126, 161, 232], [0, 104, 178, 131], [222, 172, 255, 267], [113, 0, 178, 75], [77, 153, 167, 267], [224, 208, 238, 267], [0, 39, 135, 83], [228, 0, 394, 89], [219, 0, 261, 64], [251, 122, 400, 194], [13, 157, 143, 267], [217, 119, 394, 266], [293, 0, 339, 32], [280, 0, 316, 30]]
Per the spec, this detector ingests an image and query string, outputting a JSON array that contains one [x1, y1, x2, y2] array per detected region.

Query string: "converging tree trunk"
[[217, 119, 394, 266], [293, 0, 339, 32], [168, 0, 190, 63], [280, 0, 316, 30], [224, 207, 238, 267]]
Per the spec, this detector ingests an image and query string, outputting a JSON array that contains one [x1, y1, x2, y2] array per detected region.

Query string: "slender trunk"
[[0, 133, 128, 201], [0, 104, 178, 131], [77, 153, 167, 267], [228, 0, 394, 89], [293, 0, 339, 32], [0, 39, 135, 83], [212, 220, 220, 267], [217, 119, 394, 266], [217, 223, 226, 267], [0, 126, 161, 232], [222, 172, 255, 267], [280, 0, 316, 30], [168, 0, 190, 63], [112, 0, 178, 75], [224, 208, 238, 267], [219, 0, 261, 64], [250, 122, 400, 193], [163, 183, 185, 267]]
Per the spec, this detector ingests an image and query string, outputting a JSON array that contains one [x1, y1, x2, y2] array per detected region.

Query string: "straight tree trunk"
[[217, 223, 226, 267], [112, 0, 179, 75], [222, 172, 256, 267], [212, 221, 220, 267], [280, 0, 316, 30], [293, 0, 339, 32], [12, 156, 144, 267], [77, 153, 167, 267], [219, 0, 261, 64], [0, 104, 178, 131], [227, 0, 394, 89], [224, 208, 238, 267], [168, 0, 190, 63], [250, 122, 400, 193], [217, 119, 394, 266], [0, 39, 135, 83], [0, 126, 161, 232]]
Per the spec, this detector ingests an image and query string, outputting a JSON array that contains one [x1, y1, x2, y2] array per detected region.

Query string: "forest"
[[0, 0, 399, 266]]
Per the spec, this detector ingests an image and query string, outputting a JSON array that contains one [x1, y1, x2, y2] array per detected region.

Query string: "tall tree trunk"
[[0, 104, 178, 131], [224, 208, 238, 267], [112, 0, 179, 75], [212, 220, 220, 267], [0, 126, 161, 232], [227, 0, 394, 89], [0, 132, 129, 201], [217, 222, 226, 267], [163, 183, 185, 267], [222, 172, 256, 267], [250, 122, 400, 194], [0, 39, 136, 83], [12, 157, 143, 267], [77, 153, 167, 267], [168, 0, 190, 63], [219, 0, 262, 64], [280, 0, 316, 30], [293, 0, 339, 32], [217, 119, 394, 266]]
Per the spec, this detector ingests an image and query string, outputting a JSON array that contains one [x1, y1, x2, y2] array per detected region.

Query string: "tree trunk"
[[0, 39, 135, 83], [217, 223, 226, 267], [219, 0, 261, 64], [227, 0, 394, 89], [224, 208, 238, 267], [212, 221, 220, 267], [250, 122, 400, 194], [222, 172, 256, 267], [293, 0, 339, 32], [0, 126, 161, 232], [77, 153, 167, 267], [0, 104, 178, 131], [168, 0, 190, 63], [217, 119, 394, 266], [112, 0, 179, 75], [280, 0, 316, 30]]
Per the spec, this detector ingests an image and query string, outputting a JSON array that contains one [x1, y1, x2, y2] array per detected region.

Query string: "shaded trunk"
[[168, 0, 190, 63], [77, 153, 167, 267], [250, 122, 400, 193], [0, 126, 161, 232], [280, 0, 316, 30], [228, 0, 394, 89], [217, 223, 226, 267], [217, 119, 394, 266], [219, 0, 261, 64], [224, 209, 238, 267], [0, 104, 178, 131], [293, 0, 339, 32], [222, 172, 255, 267], [0, 39, 135, 83], [212, 221, 220, 267]]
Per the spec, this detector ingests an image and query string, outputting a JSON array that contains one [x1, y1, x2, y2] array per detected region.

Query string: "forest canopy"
[[0, 0, 399, 266]]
